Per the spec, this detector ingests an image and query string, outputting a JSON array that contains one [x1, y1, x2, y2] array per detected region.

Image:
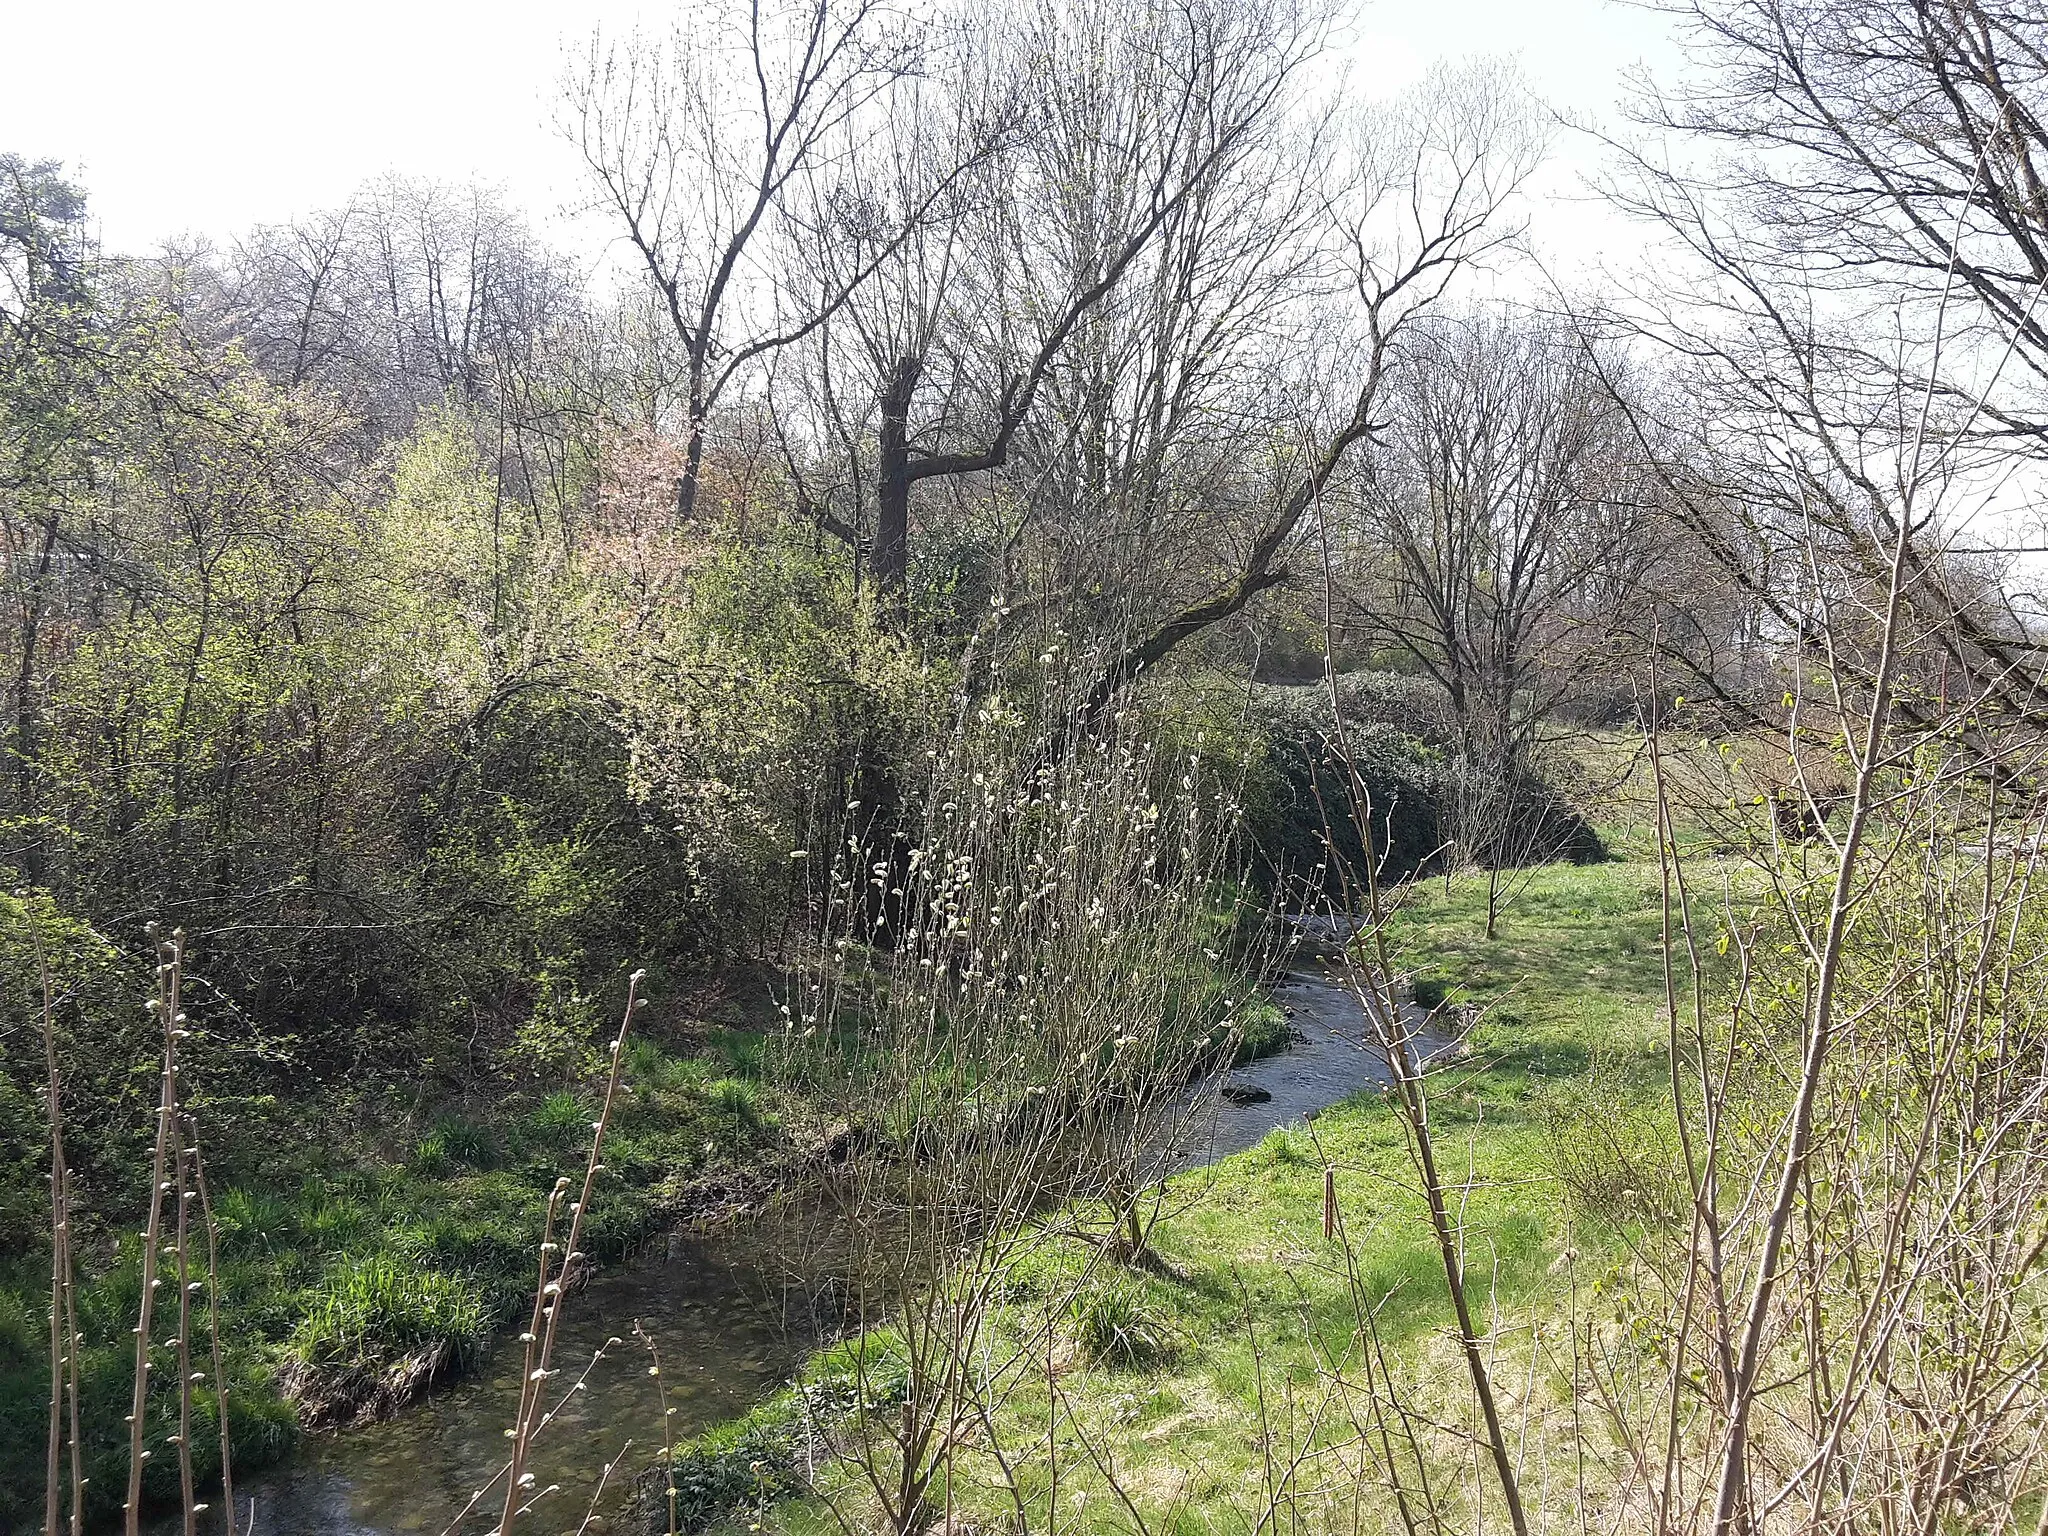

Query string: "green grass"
[[725, 855, 1680, 1536], [1386, 853, 1673, 1083], [0, 1022, 788, 1527], [292, 1253, 490, 1368]]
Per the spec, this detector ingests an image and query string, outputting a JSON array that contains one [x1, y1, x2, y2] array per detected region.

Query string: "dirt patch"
[[277, 1338, 458, 1430]]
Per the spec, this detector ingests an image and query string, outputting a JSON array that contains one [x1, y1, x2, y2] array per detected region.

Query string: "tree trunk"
[[873, 354, 921, 619], [676, 416, 707, 524], [13, 512, 60, 886]]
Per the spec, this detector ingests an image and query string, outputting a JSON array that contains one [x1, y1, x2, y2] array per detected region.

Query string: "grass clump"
[[291, 1252, 489, 1369], [1070, 1280, 1175, 1370], [1230, 994, 1290, 1063], [525, 1089, 590, 1157]]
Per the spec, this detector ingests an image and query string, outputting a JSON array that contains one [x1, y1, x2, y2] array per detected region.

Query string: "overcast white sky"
[[2, 0, 1682, 278]]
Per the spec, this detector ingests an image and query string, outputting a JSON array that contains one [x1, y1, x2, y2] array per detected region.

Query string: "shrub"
[[1540, 1070, 1688, 1232], [1246, 686, 1449, 887], [665, 1413, 801, 1532], [1243, 678, 1606, 890]]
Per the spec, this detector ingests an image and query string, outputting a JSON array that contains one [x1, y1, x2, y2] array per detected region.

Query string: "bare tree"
[[768, 0, 1334, 632], [1596, 0, 2048, 746], [209, 177, 580, 451], [1536, 5, 2048, 1523], [1360, 313, 1650, 772], [565, 0, 936, 522], [1346, 312, 1652, 931], [1070, 58, 1547, 737]]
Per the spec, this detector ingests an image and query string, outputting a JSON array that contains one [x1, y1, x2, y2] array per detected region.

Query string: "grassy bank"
[[675, 853, 1678, 1536], [0, 1009, 790, 1527], [3, 923, 1273, 1529]]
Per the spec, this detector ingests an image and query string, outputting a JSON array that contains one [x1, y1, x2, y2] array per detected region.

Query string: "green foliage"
[[1070, 1280, 1175, 1369], [432, 1116, 497, 1168], [599, 527, 941, 950], [291, 1254, 489, 1369], [3, 158, 1648, 1531], [1229, 995, 1290, 1065], [0, 1242, 300, 1529], [410, 1131, 453, 1176], [0, 996, 793, 1519], [0, 891, 144, 1251], [666, 1411, 804, 1533], [709, 1075, 764, 1129], [1244, 683, 1452, 885], [712, 857, 1679, 1536], [0, 1290, 33, 1360]]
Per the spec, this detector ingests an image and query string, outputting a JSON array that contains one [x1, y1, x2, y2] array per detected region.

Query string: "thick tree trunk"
[[676, 415, 707, 523], [873, 354, 921, 617]]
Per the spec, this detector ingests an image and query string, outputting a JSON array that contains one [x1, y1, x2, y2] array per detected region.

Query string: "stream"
[[193, 1240, 807, 1536], [196, 962, 1431, 1536]]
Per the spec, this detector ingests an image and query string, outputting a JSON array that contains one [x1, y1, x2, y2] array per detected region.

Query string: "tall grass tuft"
[[290, 1256, 488, 1369], [1069, 1280, 1174, 1370]]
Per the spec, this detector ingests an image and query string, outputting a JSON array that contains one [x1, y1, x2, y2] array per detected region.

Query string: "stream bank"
[[197, 961, 1432, 1535]]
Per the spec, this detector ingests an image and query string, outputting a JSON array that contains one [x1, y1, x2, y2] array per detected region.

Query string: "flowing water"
[[194, 960, 1433, 1536], [184, 1240, 810, 1536], [1183, 960, 1441, 1166]]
